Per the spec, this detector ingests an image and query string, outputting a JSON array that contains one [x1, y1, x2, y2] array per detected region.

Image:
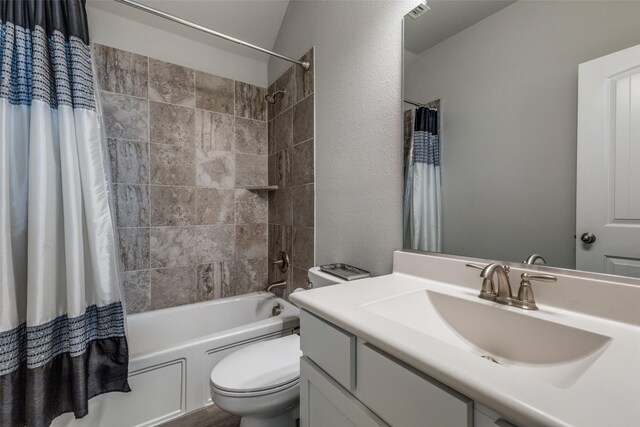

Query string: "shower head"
[[265, 89, 286, 104]]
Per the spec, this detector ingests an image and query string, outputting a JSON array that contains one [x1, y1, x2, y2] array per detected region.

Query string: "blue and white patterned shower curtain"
[[403, 107, 441, 252], [0, 1, 130, 426]]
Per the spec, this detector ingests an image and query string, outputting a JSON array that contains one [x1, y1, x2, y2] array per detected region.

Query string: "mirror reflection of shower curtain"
[[403, 107, 441, 252]]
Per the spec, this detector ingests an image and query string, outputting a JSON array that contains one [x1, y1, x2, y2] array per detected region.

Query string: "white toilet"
[[209, 267, 345, 427]]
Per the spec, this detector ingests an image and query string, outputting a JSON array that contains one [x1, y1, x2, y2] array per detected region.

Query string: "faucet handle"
[[514, 272, 557, 310], [522, 272, 557, 283]]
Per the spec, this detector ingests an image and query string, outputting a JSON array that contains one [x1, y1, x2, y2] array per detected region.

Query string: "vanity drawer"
[[300, 310, 356, 390], [356, 341, 473, 427]]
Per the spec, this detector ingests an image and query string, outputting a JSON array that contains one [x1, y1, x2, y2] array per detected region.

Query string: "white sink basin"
[[361, 290, 611, 388]]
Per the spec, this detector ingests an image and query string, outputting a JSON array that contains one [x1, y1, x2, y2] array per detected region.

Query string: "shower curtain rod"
[[404, 99, 425, 107], [113, 0, 311, 70], [404, 98, 439, 109]]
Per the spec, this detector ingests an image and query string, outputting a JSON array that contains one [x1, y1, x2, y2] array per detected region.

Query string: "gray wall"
[[405, 1, 640, 268], [86, 5, 268, 87], [269, 1, 415, 276]]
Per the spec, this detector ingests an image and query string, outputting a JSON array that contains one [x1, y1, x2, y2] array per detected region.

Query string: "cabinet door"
[[300, 357, 387, 427], [356, 341, 473, 427]]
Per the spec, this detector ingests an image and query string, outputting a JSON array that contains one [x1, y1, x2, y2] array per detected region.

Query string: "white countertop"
[[291, 252, 640, 427]]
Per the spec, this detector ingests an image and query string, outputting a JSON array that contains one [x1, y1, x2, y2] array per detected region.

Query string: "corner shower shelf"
[[243, 185, 279, 191]]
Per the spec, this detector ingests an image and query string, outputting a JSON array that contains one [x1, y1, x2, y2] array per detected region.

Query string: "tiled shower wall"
[[94, 44, 269, 313], [267, 49, 315, 297]]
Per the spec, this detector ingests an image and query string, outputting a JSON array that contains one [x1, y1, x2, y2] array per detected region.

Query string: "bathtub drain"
[[481, 354, 499, 364]]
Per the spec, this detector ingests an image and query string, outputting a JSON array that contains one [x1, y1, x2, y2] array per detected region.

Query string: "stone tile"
[[101, 92, 148, 141], [236, 224, 267, 260], [268, 118, 276, 155], [195, 109, 234, 152], [268, 66, 295, 119], [291, 266, 311, 290], [94, 44, 148, 98], [150, 185, 196, 226], [195, 71, 234, 114], [235, 118, 267, 155], [295, 48, 314, 103], [268, 224, 283, 260], [268, 257, 289, 288], [291, 139, 314, 185], [235, 189, 267, 224], [268, 148, 290, 188], [235, 81, 266, 121], [149, 101, 195, 146], [272, 108, 293, 154], [293, 94, 314, 144], [150, 226, 197, 268], [196, 225, 236, 263], [196, 261, 233, 301], [108, 139, 149, 185], [283, 225, 293, 257], [292, 184, 314, 227], [150, 266, 197, 310], [118, 227, 149, 271], [121, 270, 150, 314], [196, 149, 235, 188], [113, 184, 149, 227], [268, 187, 292, 225], [235, 153, 267, 187], [195, 188, 235, 225], [292, 226, 314, 270], [150, 143, 196, 186], [226, 258, 267, 297], [148, 59, 195, 107]]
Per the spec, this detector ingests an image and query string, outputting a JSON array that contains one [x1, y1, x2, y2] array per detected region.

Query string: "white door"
[[577, 43, 640, 277]]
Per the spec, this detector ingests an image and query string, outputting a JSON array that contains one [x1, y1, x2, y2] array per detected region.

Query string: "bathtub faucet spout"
[[266, 280, 286, 293]]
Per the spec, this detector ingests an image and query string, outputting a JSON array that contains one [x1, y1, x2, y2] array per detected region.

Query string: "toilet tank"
[[307, 267, 346, 288]]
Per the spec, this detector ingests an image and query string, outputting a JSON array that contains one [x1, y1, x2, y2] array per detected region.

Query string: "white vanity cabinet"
[[299, 310, 516, 427]]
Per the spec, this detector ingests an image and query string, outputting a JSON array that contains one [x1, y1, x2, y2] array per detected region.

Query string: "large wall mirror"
[[403, 1, 640, 278]]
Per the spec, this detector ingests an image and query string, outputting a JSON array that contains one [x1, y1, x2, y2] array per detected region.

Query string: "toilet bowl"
[[210, 334, 302, 427], [210, 267, 350, 426]]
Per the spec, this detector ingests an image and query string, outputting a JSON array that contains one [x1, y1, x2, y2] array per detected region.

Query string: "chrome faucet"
[[466, 263, 512, 303], [466, 263, 557, 310], [523, 253, 546, 265], [480, 263, 514, 304], [266, 280, 287, 293]]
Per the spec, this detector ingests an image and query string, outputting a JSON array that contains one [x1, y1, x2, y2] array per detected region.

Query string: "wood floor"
[[159, 405, 241, 427]]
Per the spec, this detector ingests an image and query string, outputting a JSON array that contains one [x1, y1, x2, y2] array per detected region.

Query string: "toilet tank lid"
[[210, 335, 301, 393], [308, 266, 347, 287]]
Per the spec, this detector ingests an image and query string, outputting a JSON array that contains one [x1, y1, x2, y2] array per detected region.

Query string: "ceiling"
[[87, 0, 290, 63], [404, 0, 516, 55]]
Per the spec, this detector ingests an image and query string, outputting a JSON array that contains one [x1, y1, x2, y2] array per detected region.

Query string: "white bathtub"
[[52, 292, 299, 427]]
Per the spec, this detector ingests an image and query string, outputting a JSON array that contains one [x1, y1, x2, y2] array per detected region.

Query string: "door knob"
[[580, 232, 596, 244]]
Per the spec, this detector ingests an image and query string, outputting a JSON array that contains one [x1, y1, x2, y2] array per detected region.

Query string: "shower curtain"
[[0, 1, 130, 426], [403, 107, 441, 252]]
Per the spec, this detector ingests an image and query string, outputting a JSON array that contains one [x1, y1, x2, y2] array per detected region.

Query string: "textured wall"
[[95, 44, 269, 313], [269, 1, 416, 276], [266, 49, 315, 297], [404, 1, 640, 268]]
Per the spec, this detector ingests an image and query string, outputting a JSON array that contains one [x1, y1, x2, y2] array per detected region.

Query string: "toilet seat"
[[210, 335, 301, 397]]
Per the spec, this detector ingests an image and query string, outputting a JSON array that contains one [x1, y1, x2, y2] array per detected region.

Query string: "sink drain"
[[481, 355, 499, 364]]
